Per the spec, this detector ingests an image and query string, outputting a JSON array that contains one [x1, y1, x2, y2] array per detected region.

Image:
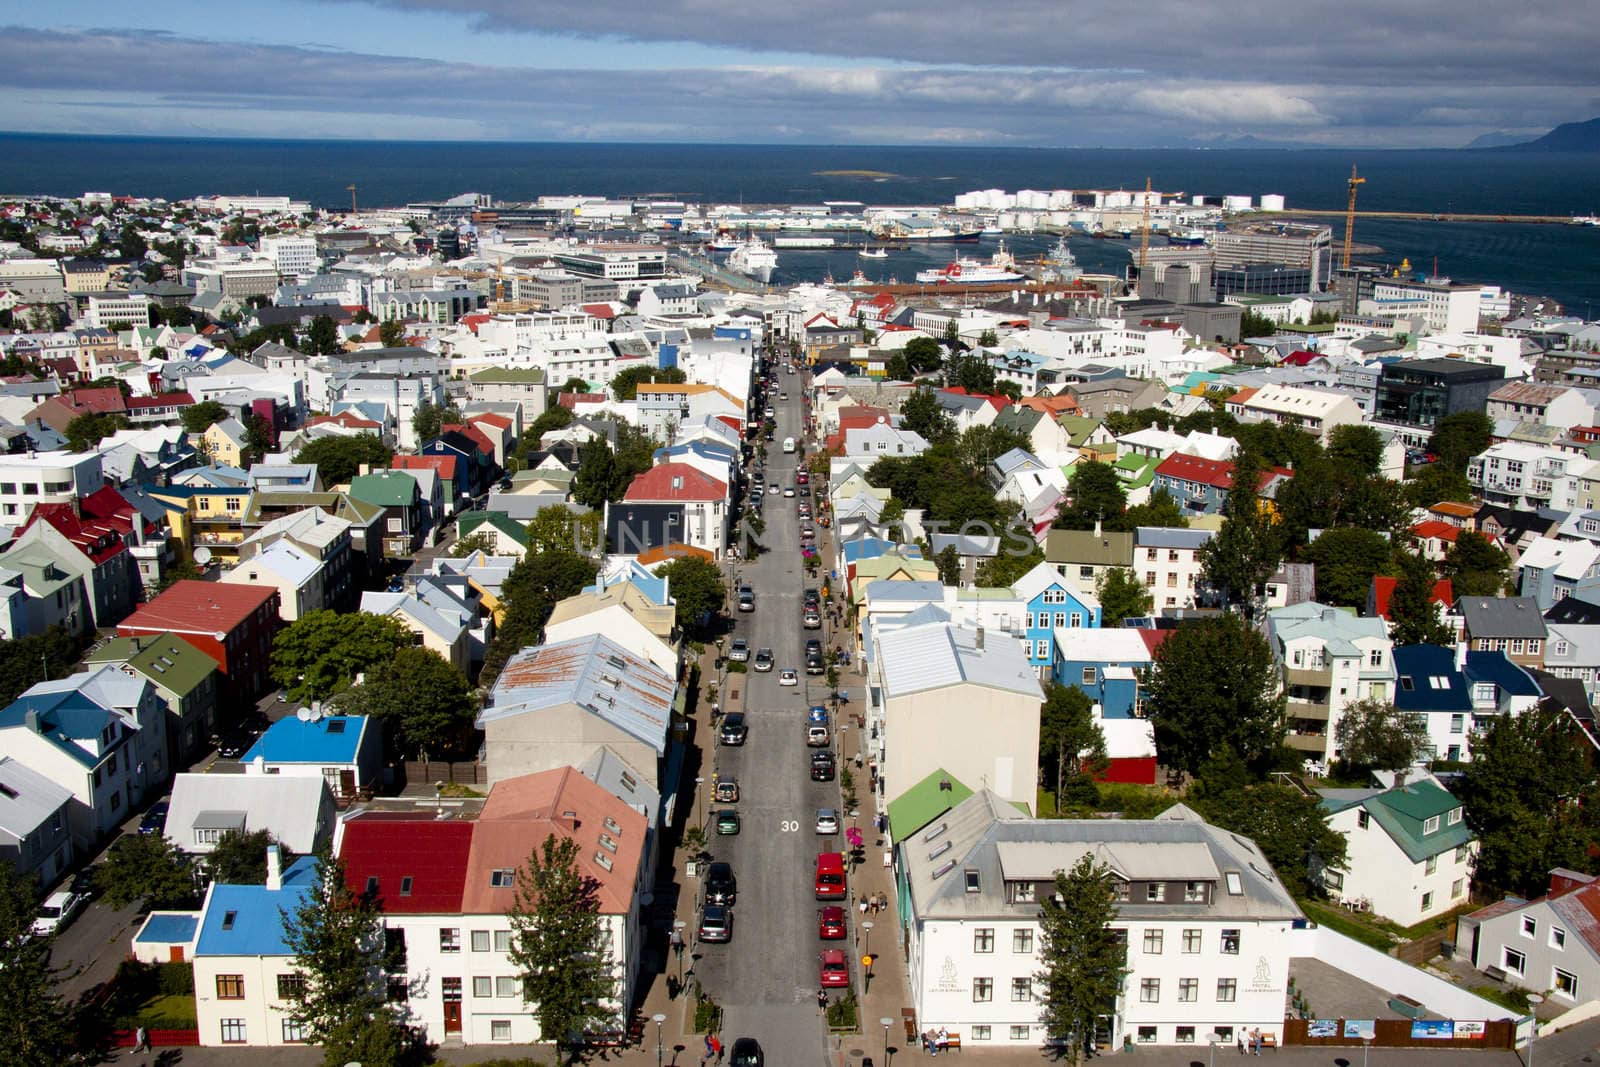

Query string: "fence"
[[1284, 1017, 1514, 1049], [1394, 928, 1452, 967], [400, 758, 487, 788], [111, 1028, 201, 1048], [1289, 925, 1511, 1022]]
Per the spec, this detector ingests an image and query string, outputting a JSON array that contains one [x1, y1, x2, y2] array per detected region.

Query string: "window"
[[1523, 916, 1538, 939], [1555, 969, 1579, 999], [1010, 1025, 1031, 1041], [387, 978, 409, 1003], [1184, 880, 1206, 902], [1025, 612, 1035, 629], [1425, 856, 1438, 876], [970, 1026, 991, 1041], [1369, 649, 1383, 667], [1139, 978, 1160, 1002], [1502, 947, 1526, 975], [1421, 891, 1434, 912], [1182, 928, 1202, 954], [1036, 640, 1050, 659], [972, 978, 993, 1002], [1054, 612, 1067, 628], [282, 1019, 307, 1043], [1143, 929, 1163, 954], [1423, 815, 1440, 835], [1081, 667, 1097, 685], [1009, 881, 1036, 904], [964, 869, 980, 893], [220, 1019, 246, 1044], [400, 876, 413, 897], [1112, 880, 1130, 902], [1069, 612, 1083, 628], [1079, 566, 1094, 581], [1179, 978, 1199, 1002], [1137, 1026, 1158, 1044], [1325, 869, 1344, 891], [1552, 927, 1567, 950], [474, 976, 493, 998], [440, 928, 461, 953], [1448, 807, 1463, 825], [216, 974, 244, 1000], [1147, 882, 1163, 902], [1221, 929, 1240, 955], [276, 974, 306, 1001], [492, 1020, 513, 1042], [1177, 1026, 1196, 1044], [490, 869, 515, 888], [974, 928, 995, 953], [1013, 929, 1034, 954], [495, 930, 512, 952], [472, 930, 491, 952], [1217, 978, 1237, 1002], [1453, 878, 1466, 899], [497, 976, 518, 998], [1225, 871, 1243, 895], [1450, 713, 1465, 734], [1011, 977, 1033, 1001]]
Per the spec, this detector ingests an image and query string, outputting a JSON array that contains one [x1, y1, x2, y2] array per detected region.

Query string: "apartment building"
[[1264, 603, 1395, 767], [1134, 526, 1214, 611]]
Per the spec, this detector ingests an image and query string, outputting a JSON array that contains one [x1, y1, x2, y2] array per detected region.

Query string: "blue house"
[[1392, 645, 1542, 763], [1049, 628, 1152, 718], [241, 713, 382, 795], [1011, 561, 1100, 678]]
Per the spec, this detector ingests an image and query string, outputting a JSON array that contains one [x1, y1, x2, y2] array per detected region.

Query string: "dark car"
[[138, 800, 170, 836], [803, 588, 821, 608], [818, 905, 846, 939], [730, 1038, 764, 1067], [805, 638, 822, 657], [719, 712, 749, 746], [705, 861, 737, 905], [810, 751, 836, 781], [216, 733, 251, 759], [806, 653, 825, 676]]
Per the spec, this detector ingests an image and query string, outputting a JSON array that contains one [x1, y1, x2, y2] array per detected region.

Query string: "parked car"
[[731, 1038, 764, 1067], [714, 777, 740, 802], [31, 889, 87, 937], [714, 809, 741, 836], [719, 713, 749, 746], [797, 470, 809, 485], [820, 948, 851, 988], [803, 588, 821, 607], [705, 861, 737, 905], [778, 669, 799, 687], [216, 733, 251, 759], [783, 487, 796, 497], [738, 592, 755, 613], [805, 653, 825, 676], [815, 808, 839, 834], [807, 725, 830, 747], [803, 609, 822, 630], [753, 648, 774, 672], [728, 638, 751, 663], [766, 484, 781, 496], [805, 638, 822, 657], [810, 752, 836, 781], [807, 705, 830, 726], [699, 904, 733, 943], [818, 905, 847, 940], [138, 800, 170, 836], [814, 852, 846, 900]]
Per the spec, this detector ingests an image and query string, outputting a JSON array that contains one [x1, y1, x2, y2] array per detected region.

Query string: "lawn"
[[1298, 898, 1399, 952]]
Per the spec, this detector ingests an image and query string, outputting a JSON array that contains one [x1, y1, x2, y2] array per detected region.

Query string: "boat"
[[707, 234, 739, 252], [844, 270, 874, 287], [1166, 228, 1211, 246], [727, 235, 778, 283], [1573, 214, 1600, 227], [914, 240, 1027, 285], [859, 246, 888, 259], [875, 222, 983, 242]]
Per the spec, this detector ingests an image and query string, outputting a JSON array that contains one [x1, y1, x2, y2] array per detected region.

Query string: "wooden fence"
[[400, 759, 487, 788]]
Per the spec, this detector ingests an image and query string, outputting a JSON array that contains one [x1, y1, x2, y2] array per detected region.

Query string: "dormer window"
[[1423, 815, 1441, 835], [964, 868, 980, 894]]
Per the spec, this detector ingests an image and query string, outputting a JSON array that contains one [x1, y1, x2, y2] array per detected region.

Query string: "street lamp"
[[1527, 992, 1546, 1067], [881, 1017, 894, 1066], [674, 920, 688, 985], [653, 1013, 667, 1067], [1207, 1034, 1223, 1067], [861, 919, 874, 959], [694, 776, 706, 832]]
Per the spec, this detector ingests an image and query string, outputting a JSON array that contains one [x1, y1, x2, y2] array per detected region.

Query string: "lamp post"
[[861, 919, 874, 959], [1207, 1034, 1222, 1067], [694, 776, 706, 833], [1527, 992, 1545, 1067], [881, 1017, 894, 1066], [653, 1013, 667, 1067], [674, 920, 688, 985]]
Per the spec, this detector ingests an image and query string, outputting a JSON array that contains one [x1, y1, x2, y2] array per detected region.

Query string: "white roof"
[[164, 772, 331, 854], [1518, 536, 1600, 582], [225, 540, 319, 589], [876, 620, 1043, 700], [1237, 383, 1352, 419], [1049, 627, 1151, 664]]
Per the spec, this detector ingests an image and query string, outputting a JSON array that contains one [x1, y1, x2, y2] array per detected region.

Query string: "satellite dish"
[[296, 707, 312, 722], [192, 547, 212, 566]]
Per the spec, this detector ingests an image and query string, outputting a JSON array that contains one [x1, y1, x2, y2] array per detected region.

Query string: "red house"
[[117, 580, 280, 705]]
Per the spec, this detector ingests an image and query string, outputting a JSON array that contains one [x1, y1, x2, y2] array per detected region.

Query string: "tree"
[[1035, 855, 1125, 1062], [1238, 309, 1278, 339], [526, 505, 601, 556], [570, 439, 617, 509], [270, 610, 416, 701], [1096, 567, 1152, 627], [0, 627, 80, 707], [1333, 698, 1430, 772], [1389, 547, 1454, 646], [934, 544, 962, 585], [449, 531, 498, 558], [348, 646, 477, 759], [0, 861, 74, 1067], [243, 412, 274, 464], [1325, 424, 1385, 477], [292, 434, 394, 487], [1055, 460, 1127, 531], [527, 404, 575, 444], [180, 399, 231, 435], [411, 401, 462, 445], [1121, 488, 1188, 530], [1304, 527, 1391, 607], [883, 352, 913, 382], [558, 377, 590, 394], [1457, 708, 1600, 897], [944, 352, 996, 394], [975, 544, 1043, 588], [901, 335, 944, 374], [1039, 683, 1107, 801], [1443, 530, 1511, 598], [942, 319, 961, 343], [282, 850, 410, 1066], [305, 314, 341, 356], [96, 832, 197, 910], [657, 556, 725, 631], [977, 328, 999, 347], [1404, 463, 1474, 510], [482, 549, 600, 686], [64, 411, 127, 451], [1199, 453, 1286, 616], [609, 364, 685, 402], [209, 829, 297, 886], [377, 318, 407, 347], [1428, 411, 1494, 474], [508, 835, 614, 1065], [1146, 614, 1285, 775], [900, 387, 954, 444]]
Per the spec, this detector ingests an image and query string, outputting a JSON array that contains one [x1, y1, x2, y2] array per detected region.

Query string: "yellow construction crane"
[[1138, 176, 1152, 272], [1342, 165, 1366, 269], [347, 184, 358, 214]]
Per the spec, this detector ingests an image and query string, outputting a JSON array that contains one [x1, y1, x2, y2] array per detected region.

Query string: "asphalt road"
[[692, 369, 851, 1064]]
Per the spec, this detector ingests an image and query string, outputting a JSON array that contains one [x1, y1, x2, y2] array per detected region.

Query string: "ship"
[[859, 246, 888, 259], [1166, 228, 1211, 246], [707, 233, 740, 252], [727, 235, 777, 283], [875, 221, 983, 243], [914, 240, 1027, 285]]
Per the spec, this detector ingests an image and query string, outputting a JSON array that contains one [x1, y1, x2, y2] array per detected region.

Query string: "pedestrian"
[[859, 894, 869, 918], [134, 1026, 150, 1055], [712, 1033, 724, 1064], [1250, 1028, 1260, 1055], [703, 1034, 714, 1066], [1237, 1035, 1245, 1054], [818, 988, 828, 1015]]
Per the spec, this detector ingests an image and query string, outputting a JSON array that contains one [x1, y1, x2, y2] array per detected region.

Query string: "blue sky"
[[2, 0, 1596, 146]]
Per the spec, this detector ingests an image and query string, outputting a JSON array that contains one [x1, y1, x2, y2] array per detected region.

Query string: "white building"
[[258, 235, 318, 278], [0, 451, 103, 524], [1226, 383, 1364, 444], [1469, 442, 1600, 513], [1133, 526, 1215, 611], [1367, 280, 1481, 335], [1458, 869, 1600, 1011], [86, 292, 152, 329], [901, 792, 1301, 1050], [1264, 603, 1395, 768]]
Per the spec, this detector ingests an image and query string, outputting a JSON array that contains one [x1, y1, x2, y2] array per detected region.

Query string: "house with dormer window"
[[1009, 561, 1100, 679]]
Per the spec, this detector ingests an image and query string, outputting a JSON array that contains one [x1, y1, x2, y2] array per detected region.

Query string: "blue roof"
[[841, 538, 922, 564], [1392, 645, 1472, 713], [242, 715, 369, 765], [194, 857, 319, 957], [1464, 650, 1541, 696], [0, 691, 118, 768], [136, 913, 199, 944]]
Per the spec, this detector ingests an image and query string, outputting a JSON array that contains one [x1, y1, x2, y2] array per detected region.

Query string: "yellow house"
[[148, 485, 253, 564], [201, 418, 248, 468]]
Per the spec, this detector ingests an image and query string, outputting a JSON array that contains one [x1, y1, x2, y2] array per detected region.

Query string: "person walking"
[[703, 1034, 714, 1066], [133, 1026, 149, 1055], [817, 988, 829, 1015], [711, 1033, 724, 1064]]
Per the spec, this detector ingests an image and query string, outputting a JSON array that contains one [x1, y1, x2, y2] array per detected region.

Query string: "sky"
[[1, 0, 1596, 147]]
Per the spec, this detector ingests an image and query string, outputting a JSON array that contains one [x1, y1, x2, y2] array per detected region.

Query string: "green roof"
[[470, 366, 547, 383], [1330, 781, 1475, 864], [888, 769, 974, 842], [87, 634, 217, 697], [459, 510, 529, 547], [347, 471, 419, 508], [1114, 452, 1159, 489], [1056, 414, 1104, 447]]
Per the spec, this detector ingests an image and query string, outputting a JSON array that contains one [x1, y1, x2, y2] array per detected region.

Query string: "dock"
[[1272, 209, 1580, 225]]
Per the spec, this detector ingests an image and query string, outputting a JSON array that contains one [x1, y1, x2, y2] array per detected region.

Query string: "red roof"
[[24, 502, 129, 564], [1369, 576, 1455, 619], [119, 580, 278, 637], [458, 313, 492, 333], [67, 386, 126, 414], [1154, 453, 1291, 492], [125, 392, 194, 410], [557, 392, 607, 410], [623, 462, 727, 502], [581, 303, 617, 320], [943, 387, 1012, 410], [1283, 350, 1322, 367], [308, 411, 382, 430], [1411, 520, 1463, 544], [468, 411, 512, 431], [1137, 629, 1174, 657], [440, 423, 495, 456], [392, 453, 458, 481], [339, 817, 474, 913]]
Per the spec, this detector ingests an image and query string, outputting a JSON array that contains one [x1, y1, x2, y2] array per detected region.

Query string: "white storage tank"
[[1260, 194, 1287, 212], [1222, 194, 1254, 211]]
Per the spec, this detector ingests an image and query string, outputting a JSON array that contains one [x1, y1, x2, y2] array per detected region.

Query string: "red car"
[[820, 948, 851, 988], [818, 905, 846, 940]]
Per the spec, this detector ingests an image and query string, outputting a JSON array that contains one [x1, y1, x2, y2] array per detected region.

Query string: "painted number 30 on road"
[[779, 820, 800, 832]]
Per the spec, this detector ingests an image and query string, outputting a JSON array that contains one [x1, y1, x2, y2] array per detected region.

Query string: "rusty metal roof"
[[479, 633, 674, 753]]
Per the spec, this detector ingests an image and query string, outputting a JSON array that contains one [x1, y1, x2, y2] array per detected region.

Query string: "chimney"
[[266, 844, 282, 891], [1454, 640, 1467, 672], [975, 626, 985, 650], [1093, 515, 1103, 538]]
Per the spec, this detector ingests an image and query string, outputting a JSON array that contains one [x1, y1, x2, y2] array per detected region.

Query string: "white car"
[[778, 669, 799, 687], [767, 484, 781, 496], [32, 889, 87, 937], [783, 487, 796, 498], [807, 725, 830, 747], [815, 808, 839, 834]]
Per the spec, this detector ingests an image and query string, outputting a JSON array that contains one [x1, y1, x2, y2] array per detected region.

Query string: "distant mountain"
[[1463, 130, 1529, 149], [1486, 116, 1600, 152]]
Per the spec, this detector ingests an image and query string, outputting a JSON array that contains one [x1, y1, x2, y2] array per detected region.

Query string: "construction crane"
[[1342, 165, 1366, 269], [347, 184, 358, 215], [1138, 176, 1152, 272]]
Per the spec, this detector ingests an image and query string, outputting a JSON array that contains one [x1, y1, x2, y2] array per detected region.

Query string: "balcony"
[[1285, 665, 1333, 687], [1286, 700, 1331, 721], [1285, 732, 1330, 753]]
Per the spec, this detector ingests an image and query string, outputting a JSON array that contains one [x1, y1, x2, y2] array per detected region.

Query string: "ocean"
[[2, 133, 1595, 313]]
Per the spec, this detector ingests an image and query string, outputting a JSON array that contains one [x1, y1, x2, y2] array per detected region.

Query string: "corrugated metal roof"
[[480, 633, 674, 753], [877, 620, 1043, 700]]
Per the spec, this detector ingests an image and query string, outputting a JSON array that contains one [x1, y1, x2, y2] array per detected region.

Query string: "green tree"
[[934, 544, 962, 585], [1304, 527, 1392, 607], [1199, 453, 1286, 616], [1039, 683, 1107, 801], [526, 505, 600, 555], [570, 438, 617, 508], [657, 556, 725, 631], [610, 423, 660, 494], [1389, 547, 1454, 646], [1443, 530, 1511, 598], [1427, 410, 1494, 474], [1095, 567, 1152, 627], [1457, 708, 1600, 897], [0, 628, 80, 707], [944, 352, 996, 394], [558, 377, 590, 394], [270, 610, 415, 701], [943, 319, 961, 343], [64, 411, 127, 451], [977, 328, 999, 347], [96, 832, 197, 910], [901, 336, 944, 374], [449, 531, 498, 558], [1404, 463, 1475, 509], [1325, 424, 1385, 477], [282, 850, 410, 1067], [975, 543, 1043, 588], [305, 314, 341, 356], [482, 549, 600, 687], [347, 646, 477, 759], [609, 364, 686, 402], [1121, 488, 1189, 530], [1333, 698, 1431, 772], [527, 404, 576, 445], [508, 835, 614, 1065], [1239, 309, 1278, 338], [377, 318, 407, 347], [0, 862, 74, 1067], [1055, 460, 1126, 530], [292, 434, 394, 487], [883, 352, 913, 382], [1146, 614, 1285, 775], [410, 401, 461, 445], [1035, 855, 1125, 1062], [900, 387, 954, 444], [180, 399, 231, 435], [209, 829, 297, 886], [243, 412, 274, 464]]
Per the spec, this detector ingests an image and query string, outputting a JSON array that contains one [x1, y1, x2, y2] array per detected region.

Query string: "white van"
[[782, 436, 796, 454]]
